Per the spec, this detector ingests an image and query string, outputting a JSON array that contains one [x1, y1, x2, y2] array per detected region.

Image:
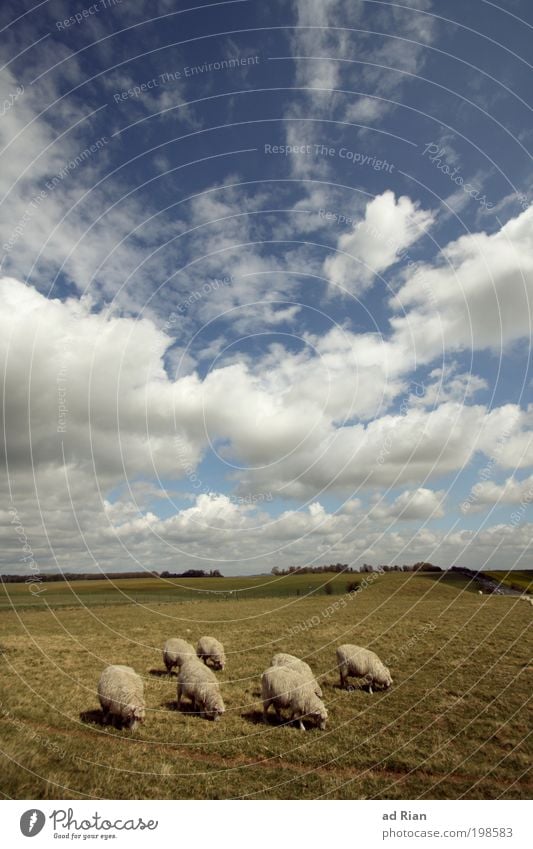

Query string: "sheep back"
[[336, 644, 392, 691], [197, 636, 226, 670], [261, 666, 327, 730], [97, 665, 145, 730], [271, 652, 323, 697], [163, 638, 195, 673], [177, 658, 225, 720]]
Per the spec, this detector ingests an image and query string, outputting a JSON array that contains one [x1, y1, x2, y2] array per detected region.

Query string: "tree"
[[413, 562, 442, 572]]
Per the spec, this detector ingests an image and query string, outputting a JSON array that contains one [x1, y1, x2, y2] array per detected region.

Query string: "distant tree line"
[[160, 569, 223, 578], [271, 564, 353, 575], [272, 561, 442, 576], [0, 569, 223, 583]]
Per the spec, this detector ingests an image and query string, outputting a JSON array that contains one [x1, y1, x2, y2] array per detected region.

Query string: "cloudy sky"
[[1, 0, 532, 575]]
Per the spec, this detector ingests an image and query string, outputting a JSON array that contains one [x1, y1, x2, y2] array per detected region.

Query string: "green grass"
[[0, 572, 359, 610], [0, 569, 482, 611], [484, 571, 533, 594], [0, 573, 530, 800]]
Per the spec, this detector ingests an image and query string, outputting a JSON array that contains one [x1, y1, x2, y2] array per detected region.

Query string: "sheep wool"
[[261, 665, 328, 731], [197, 636, 226, 670], [98, 665, 146, 731], [271, 652, 323, 697], [163, 638, 196, 673], [336, 644, 393, 693], [177, 658, 225, 721]]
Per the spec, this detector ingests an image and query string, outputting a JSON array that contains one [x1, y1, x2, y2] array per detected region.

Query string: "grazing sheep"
[[177, 658, 225, 721], [98, 665, 145, 731], [336, 644, 392, 693], [163, 638, 195, 674], [271, 652, 323, 697], [261, 666, 328, 730], [197, 636, 226, 670]]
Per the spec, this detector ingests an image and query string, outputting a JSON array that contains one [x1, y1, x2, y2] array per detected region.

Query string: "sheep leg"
[[368, 682, 373, 694], [293, 713, 305, 731], [177, 684, 182, 709], [340, 665, 349, 689], [262, 702, 270, 723]]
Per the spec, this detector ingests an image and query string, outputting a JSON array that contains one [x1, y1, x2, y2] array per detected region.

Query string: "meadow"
[[484, 570, 532, 594], [0, 572, 531, 800]]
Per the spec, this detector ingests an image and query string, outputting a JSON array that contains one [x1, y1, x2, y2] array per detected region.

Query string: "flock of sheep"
[[97, 637, 393, 732]]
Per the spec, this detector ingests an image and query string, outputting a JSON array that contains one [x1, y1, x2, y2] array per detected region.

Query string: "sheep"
[[177, 658, 225, 721], [163, 638, 196, 674], [336, 644, 392, 693], [197, 636, 226, 670], [261, 665, 328, 730], [271, 652, 323, 697], [98, 665, 145, 731]]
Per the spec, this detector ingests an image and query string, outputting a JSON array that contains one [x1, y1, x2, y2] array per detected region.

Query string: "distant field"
[[0, 572, 530, 800], [0, 569, 478, 610], [485, 571, 533, 594]]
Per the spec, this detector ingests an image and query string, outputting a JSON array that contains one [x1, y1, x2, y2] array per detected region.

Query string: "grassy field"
[[0, 573, 354, 610], [0, 569, 479, 610], [485, 571, 533, 594], [0, 573, 531, 800]]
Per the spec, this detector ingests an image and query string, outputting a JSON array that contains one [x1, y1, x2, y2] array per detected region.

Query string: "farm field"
[[484, 571, 533, 594], [0, 569, 482, 610], [0, 573, 531, 800]]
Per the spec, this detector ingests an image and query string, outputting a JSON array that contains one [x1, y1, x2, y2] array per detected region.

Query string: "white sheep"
[[261, 665, 328, 730], [177, 658, 225, 721], [163, 638, 195, 674], [271, 652, 323, 697], [98, 665, 145, 731], [336, 644, 393, 693], [197, 636, 226, 670]]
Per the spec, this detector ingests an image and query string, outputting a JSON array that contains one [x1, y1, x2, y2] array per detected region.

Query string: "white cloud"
[[470, 474, 533, 506], [0, 277, 202, 478], [391, 205, 533, 354], [324, 191, 434, 295], [2, 481, 529, 575], [371, 487, 445, 520]]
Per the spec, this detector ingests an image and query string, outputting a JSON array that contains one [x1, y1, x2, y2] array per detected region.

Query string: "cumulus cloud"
[[0, 276, 202, 478], [324, 191, 434, 295], [237, 401, 530, 498], [370, 488, 445, 520], [390, 205, 533, 354], [2, 275, 531, 498], [470, 474, 533, 506], [3, 481, 529, 575]]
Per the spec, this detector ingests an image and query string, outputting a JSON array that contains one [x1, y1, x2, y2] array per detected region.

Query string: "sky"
[[0, 0, 532, 576]]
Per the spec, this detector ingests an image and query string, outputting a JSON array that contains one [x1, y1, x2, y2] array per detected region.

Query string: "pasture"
[[0, 573, 531, 799]]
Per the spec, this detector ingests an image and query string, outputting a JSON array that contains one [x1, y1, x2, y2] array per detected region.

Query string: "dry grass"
[[0, 574, 531, 799]]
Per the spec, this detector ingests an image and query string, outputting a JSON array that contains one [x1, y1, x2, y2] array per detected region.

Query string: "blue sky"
[[0, 0, 532, 574]]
